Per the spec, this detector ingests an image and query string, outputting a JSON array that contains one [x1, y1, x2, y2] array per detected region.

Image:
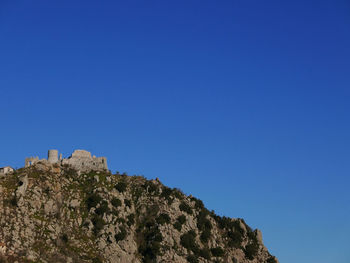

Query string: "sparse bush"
[[127, 214, 135, 226], [111, 209, 118, 216], [138, 224, 163, 261], [146, 227, 163, 243], [215, 216, 235, 229], [143, 181, 158, 194], [86, 193, 102, 210], [267, 256, 278, 263], [132, 187, 143, 202], [200, 228, 211, 243], [95, 200, 109, 215], [161, 187, 172, 200], [92, 257, 103, 263], [177, 215, 186, 224], [0, 254, 7, 263], [199, 247, 211, 260], [156, 213, 171, 225], [172, 188, 184, 199], [210, 247, 224, 257], [124, 199, 131, 208], [197, 210, 211, 231], [111, 198, 122, 208], [115, 181, 127, 192], [179, 202, 192, 215], [116, 218, 126, 224], [245, 242, 259, 260], [43, 187, 51, 195], [9, 196, 18, 207], [138, 241, 161, 262], [186, 254, 199, 263], [180, 230, 198, 253], [192, 197, 204, 210], [174, 215, 186, 231], [91, 215, 105, 235], [60, 233, 68, 243], [174, 221, 182, 231], [227, 230, 243, 248], [115, 226, 127, 241]]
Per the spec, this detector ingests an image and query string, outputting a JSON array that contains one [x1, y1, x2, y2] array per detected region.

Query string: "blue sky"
[[1, 1, 349, 262]]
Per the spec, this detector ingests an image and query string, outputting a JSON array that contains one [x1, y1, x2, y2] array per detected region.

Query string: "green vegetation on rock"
[[0, 162, 276, 263]]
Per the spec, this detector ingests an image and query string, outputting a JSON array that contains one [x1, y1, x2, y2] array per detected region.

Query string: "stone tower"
[[47, 149, 58, 164]]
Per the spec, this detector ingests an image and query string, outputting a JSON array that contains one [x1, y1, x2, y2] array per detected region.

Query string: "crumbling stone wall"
[[25, 157, 39, 167], [0, 166, 14, 175], [61, 150, 107, 172], [25, 149, 108, 172]]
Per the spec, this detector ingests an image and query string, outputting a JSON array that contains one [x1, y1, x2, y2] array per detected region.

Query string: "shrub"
[[132, 187, 143, 202], [9, 196, 18, 207], [172, 188, 184, 199], [179, 202, 192, 215], [200, 228, 211, 243], [115, 226, 127, 241], [177, 215, 186, 224], [267, 256, 278, 263], [92, 257, 103, 263], [180, 230, 198, 253], [160, 187, 172, 200], [60, 233, 68, 243], [86, 193, 102, 210], [174, 215, 186, 231], [127, 214, 135, 226], [138, 241, 161, 262], [111, 198, 122, 208], [115, 181, 127, 192], [116, 218, 126, 224], [210, 247, 224, 257], [138, 225, 163, 261], [91, 215, 105, 235], [215, 216, 235, 229], [193, 197, 205, 210], [245, 242, 259, 260], [124, 199, 132, 208], [145, 227, 163, 243], [197, 211, 211, 231], [227, 230, 243, 248], [143, 181, 158, 194], [95, 200, 109, 215], [199, 247, 211, 260], [111, 209, 118, 216], [174, 221, 182, 231], [43, 187, 50, 195], [156, 213, 171, 225], [186, 254, 199, 263]]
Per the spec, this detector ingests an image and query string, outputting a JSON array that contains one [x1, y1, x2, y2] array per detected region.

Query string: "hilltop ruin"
[[25, 149, 108, 172]]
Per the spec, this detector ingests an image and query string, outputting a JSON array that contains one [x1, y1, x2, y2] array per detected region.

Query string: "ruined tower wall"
[[48, 150, 58, 164], [25, 149, 108, 172], [25, 157, 39, 167], [60, 150, 108, 172]]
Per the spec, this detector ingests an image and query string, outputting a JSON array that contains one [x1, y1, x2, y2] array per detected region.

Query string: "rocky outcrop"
[[0, 162, 278, 263]]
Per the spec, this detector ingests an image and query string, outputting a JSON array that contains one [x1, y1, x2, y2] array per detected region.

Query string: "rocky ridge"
[[0, 162, 278, 263]]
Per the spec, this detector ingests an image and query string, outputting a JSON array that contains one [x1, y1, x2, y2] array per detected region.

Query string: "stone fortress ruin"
[[0, 166, 14, 176], [25, 149, 108, 172]]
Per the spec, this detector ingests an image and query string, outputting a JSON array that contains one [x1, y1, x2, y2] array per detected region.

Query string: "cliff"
[[0, 162, 278, 263]]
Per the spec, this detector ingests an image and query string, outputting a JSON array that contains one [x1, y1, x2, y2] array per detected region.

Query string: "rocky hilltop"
[[0, 162, 278, 263]]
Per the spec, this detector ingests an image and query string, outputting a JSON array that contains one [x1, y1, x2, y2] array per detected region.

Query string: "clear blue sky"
[[1, 1, 349, 262]]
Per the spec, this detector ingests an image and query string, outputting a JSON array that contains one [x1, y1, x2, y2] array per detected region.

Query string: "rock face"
[[0, 162, 278, 263]]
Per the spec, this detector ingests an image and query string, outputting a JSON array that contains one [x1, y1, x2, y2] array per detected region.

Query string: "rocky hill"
[[0, 162, 278, 263]]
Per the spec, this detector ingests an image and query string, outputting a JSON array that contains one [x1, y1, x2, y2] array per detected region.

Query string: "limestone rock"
[[0, 164, 278, 263]]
